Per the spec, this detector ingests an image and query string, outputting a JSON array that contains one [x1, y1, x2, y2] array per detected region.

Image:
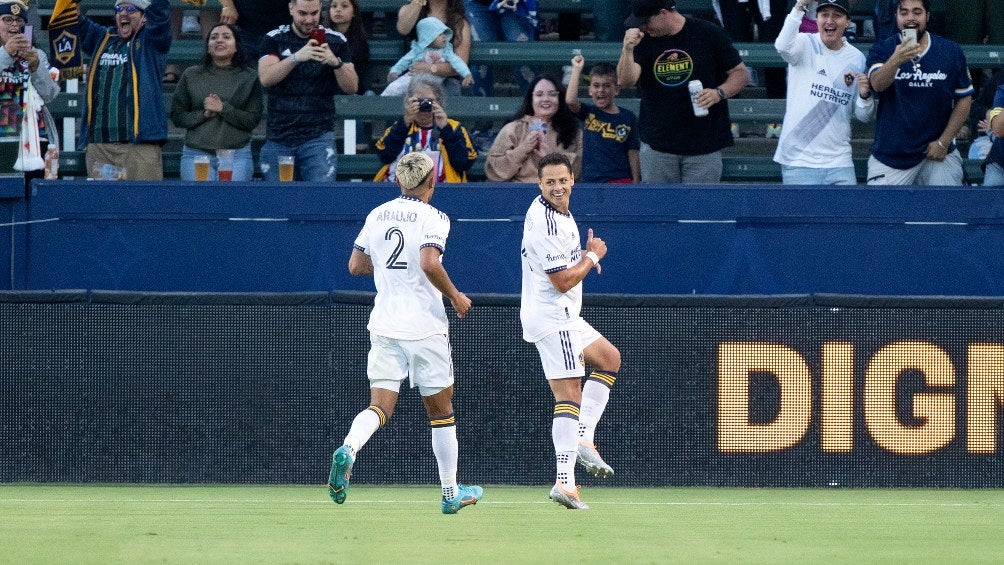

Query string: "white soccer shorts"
[[533, 318, 602, 380], [367, 333, 454, 396]]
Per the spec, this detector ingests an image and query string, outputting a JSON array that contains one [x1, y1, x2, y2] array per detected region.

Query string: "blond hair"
[[396, 152, 435, 192]]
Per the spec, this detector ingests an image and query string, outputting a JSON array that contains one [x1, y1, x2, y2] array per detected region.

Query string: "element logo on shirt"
[[653, 49, 693, 87]]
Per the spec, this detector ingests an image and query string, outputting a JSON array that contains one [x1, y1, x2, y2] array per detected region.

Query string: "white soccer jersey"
[[354, 195, 451, 340], [773, 9, 874, 169], [520, 195, 584, 343]]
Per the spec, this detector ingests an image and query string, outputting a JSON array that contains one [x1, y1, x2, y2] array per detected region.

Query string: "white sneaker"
[[576, 442, 614, 478], [549, 483, 588, 510], [766, 123, 782, 139]]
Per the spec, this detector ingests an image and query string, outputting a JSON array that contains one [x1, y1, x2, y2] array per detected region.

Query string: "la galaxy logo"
[[52, 30, 78, 65], [844, 72, 854, 87], [653, 49, 693, 87]]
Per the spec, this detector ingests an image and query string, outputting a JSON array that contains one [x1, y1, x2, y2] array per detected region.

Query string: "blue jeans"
[[984, 163, 1004, 187], [465, 0, 537, 96], [781, 165, 857, 186], [180, 144, 255, 181], [259, 131, 337, 182]]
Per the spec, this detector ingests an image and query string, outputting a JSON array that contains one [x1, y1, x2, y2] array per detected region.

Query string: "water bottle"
[[689, 80, 708, 117], [43, 148, 59, 180]]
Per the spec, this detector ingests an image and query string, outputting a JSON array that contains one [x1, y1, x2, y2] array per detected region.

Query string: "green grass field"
[[2, 485, 1001, 563]]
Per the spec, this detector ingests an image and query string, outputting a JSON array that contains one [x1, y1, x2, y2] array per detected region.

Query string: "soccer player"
[[327, 151, 483, 515], [520, 152, 623, 510]]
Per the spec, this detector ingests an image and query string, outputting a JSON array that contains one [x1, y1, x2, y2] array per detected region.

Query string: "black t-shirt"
[[234, 0, 293, 40], [633, 17, 742, 155], [260, 26, 353, 145]]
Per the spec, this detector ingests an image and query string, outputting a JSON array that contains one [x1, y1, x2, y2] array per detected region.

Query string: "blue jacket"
[[77, 0, 172, 147]]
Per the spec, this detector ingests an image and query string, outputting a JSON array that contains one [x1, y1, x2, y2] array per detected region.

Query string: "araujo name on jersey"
[[375, 210, 418, 222], [894, 67, 948, 88], [809, 82, 852, 106]]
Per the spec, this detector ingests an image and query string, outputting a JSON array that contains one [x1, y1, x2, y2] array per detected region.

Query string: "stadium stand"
[[34, 0, 983, 183]]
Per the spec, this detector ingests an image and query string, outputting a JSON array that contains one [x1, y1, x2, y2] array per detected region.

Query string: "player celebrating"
[[520, 152, 623, 510], [327, 151, 483, 515]]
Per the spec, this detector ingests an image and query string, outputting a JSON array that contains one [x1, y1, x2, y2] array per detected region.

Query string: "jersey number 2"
[[384, 227, 408, 270]]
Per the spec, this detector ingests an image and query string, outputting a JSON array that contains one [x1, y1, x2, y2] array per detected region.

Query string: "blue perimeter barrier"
[[9, 179, 1004, 295]]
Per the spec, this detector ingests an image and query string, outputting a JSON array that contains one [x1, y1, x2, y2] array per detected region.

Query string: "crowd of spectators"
[[12, 0, 1004, 185]]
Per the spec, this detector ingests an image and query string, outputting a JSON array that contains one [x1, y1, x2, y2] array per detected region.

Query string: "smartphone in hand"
[[310, 28, 326, 45], [900, 28, 917, 46]]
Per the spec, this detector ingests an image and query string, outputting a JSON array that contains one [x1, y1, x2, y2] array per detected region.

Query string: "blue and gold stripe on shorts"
[[553, 401, 580, 420], [559, 331, 575, 371]]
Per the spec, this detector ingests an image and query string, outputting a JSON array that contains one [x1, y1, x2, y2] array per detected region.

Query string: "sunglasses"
[[114, 5, 141, 13]]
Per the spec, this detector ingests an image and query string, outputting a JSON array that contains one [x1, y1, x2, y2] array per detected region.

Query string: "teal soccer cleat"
[[327, 445, 354, 504], [441, 484, 483, 514]]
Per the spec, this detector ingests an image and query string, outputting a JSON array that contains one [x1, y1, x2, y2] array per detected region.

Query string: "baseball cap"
[[624, 0, 677, 28], [0, 0, 29, 18], [815, 0, 851, 17]]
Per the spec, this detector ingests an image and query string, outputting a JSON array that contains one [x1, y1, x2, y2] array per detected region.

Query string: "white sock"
[[553, 401, 579, 489], [578, 372, 615, 445], [431, 417, 459, 500], [343, 407, 382, 457]]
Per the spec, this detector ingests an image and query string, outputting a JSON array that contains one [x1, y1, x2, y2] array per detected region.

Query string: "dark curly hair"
[[201, 23, 248, 69], [514, 74, 580, 150]]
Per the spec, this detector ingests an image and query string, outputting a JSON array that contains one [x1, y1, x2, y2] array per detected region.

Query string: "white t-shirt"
[[773, 9, 874, 169], [354, 195, 450, 340], [520, 195, 583, 343]]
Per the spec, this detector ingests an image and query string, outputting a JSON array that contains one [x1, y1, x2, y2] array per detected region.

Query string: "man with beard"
[[77, 0, 171, 180], [865, 0, 973, 185], [257, 0, 357, 182]]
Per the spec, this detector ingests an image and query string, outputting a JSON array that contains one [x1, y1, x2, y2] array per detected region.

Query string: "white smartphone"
[[23, 25, 32, 42], [901, 28, 917, 46]]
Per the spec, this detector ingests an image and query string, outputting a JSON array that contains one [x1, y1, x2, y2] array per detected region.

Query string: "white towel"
[[14, 79, 45, 172]]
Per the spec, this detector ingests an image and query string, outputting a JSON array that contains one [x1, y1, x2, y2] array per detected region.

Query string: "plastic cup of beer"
[[278, 155, 295, 182], [91, 163, 126, 180], [194, 155, 211, 181], [217, 149, 235, 182]]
